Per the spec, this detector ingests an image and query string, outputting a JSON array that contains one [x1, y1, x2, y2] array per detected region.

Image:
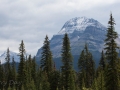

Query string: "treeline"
[[0, 14, 120, 90]]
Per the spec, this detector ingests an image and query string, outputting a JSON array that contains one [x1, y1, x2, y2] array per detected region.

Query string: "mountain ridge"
[[36, 17, 107, 58], [58, 17, 106, 35], [0, 51, 19, 64], [36, 16, 111, 70]]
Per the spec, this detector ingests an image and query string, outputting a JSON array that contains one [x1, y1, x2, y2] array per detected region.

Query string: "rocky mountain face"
[[36, 17, 109, 69]]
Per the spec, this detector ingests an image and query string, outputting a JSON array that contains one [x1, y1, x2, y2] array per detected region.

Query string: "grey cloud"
[[0, 0, 120, 55]]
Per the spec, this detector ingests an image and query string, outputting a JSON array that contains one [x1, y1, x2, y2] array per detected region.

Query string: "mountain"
[[0, 51, 20, 64], [36, 17, 119, 70], [58, 17, 106, 35], [0, 51, 29, 64]]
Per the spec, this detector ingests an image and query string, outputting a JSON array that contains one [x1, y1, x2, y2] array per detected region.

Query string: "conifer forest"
[[0, 14, 120, 90]]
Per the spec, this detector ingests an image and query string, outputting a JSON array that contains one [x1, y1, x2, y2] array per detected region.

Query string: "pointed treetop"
[[44, 35, 49, 41], [7, 47, 10, 52], [45, 35, 49, 39], [53, 61, 56, 71], [21, 40, 23, 44], [108, 13, 115, 25], [12, 56, 14, 61], [84, 43, 88, 52], [65, 33, 68, 36]]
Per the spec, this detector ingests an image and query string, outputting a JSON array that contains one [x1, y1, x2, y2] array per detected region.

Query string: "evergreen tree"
[[96, 50, 106, 90], [58, 71, 64, 90], [5, 48, 11, 70], [0, 61, 5, 90], [4, 48, 13, 90], [97, 71, 105, 90], [78, 44, 95, 89], [35, 68, 42, 90], [61, 33, 75, 90], [24, 55, 31, 88], [31, 56, 36, 82], [49, 67, 60, 90], [104, 14, 120, 90], [84, 44, 95, 88], [17, 40, 26, 90], [78, 50, 86, 90], [40, 35, 53, 76], [78, 50, 85, 72], [41, 72, 50, 90], [68, 70, 75, 90], [27, 55, 32, 82], [91, 78, 98, 90], [11, 56, 17, 89], [99, 50, 106, 70]]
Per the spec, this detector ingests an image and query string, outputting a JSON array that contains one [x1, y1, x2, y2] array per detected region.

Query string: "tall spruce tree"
[[40, 35, 53, 76], [35, 68, 42, 90], [17, 40, 26, 90], [31, 56, 36, 82], [78, 44, 95, 89], [41, 72, 50, 90], [24, 55, 36, 90], [104, 14, 120, 90], [99, 50, 106, 70], [78, 50, 86, 90], [61, 33, 75, 90], [5, 48, 11, 70], [11, 56, 17, 89], [5, 48, 13, 90], [49, 62, 60, 90], [96, 51, 106, 90], [0, 61, 4, 90], [99, 50, 106, 90], [49, 71, 60, 90]]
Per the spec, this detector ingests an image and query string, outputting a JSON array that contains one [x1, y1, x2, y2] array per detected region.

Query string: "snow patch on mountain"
[[0, 51, 29, 64], [58, 17, 106, 35], [0, 51, 19, 64]]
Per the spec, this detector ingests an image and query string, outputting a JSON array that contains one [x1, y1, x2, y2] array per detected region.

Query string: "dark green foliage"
[[35, 68, 42, 90], [41, 72, 50, 90], [61, 33, 75, 90], [40, 35, 53, 76], [11, 56, 17, 89], [104, 14, 120, 90], [4, 48, 13, 90], [95, 50, 106, 90], [31, 56, 36, 82], [5, 48, 11, 70], [78, 50, 85, 71], [78, 44, 95, 89], [24, 55, 37, 90], [0, 61, 5, 90], [17, 40, 26, 90], [49, 70, 60, 90], [99, 50, 106, 70], [0, 14, 120, 90]]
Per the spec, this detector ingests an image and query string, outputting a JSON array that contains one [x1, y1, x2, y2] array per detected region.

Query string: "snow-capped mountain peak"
[[0, 51, 29, 64], [0, 51, 19, 64], [58, 17, 106, 35]]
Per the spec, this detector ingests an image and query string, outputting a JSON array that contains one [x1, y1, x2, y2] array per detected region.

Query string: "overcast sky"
[[0, 0, 120, 55]]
